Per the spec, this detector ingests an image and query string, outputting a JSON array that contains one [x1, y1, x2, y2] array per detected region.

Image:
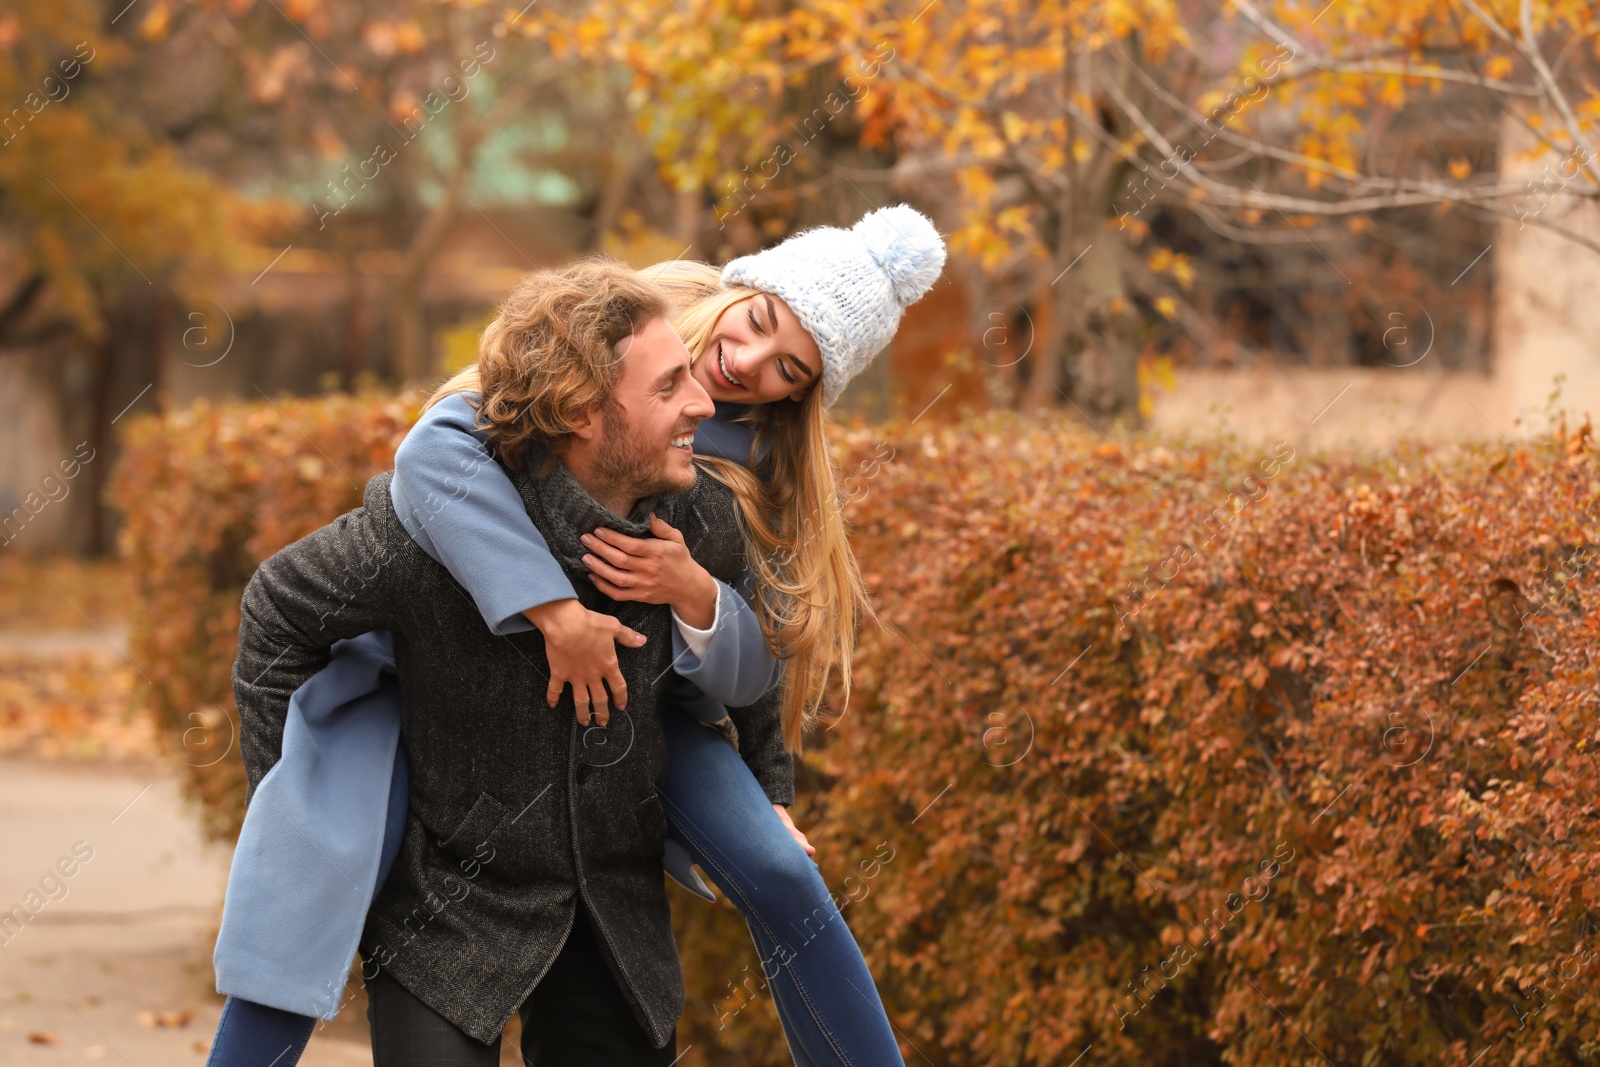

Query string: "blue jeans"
[[204, 996, 315, 1067], [660, 709, 904, 1067]]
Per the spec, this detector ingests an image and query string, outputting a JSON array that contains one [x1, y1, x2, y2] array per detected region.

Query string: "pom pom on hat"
[[854, 204, 947, 308], [721, 204, 947, 406]]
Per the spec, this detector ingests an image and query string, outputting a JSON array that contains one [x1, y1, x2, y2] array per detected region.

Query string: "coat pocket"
[[632, 794, 669, 853], [437, 791, 509, 861]]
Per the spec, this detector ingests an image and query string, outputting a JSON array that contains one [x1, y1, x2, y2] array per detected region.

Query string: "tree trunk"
[[1026, 39, 1145, 425], [1019, 263, 1061, 413], [1072, 236, 1142, 427], [389, 195, 460, 386], [1033, 207, 1141, 427], [592, 140, 641, 247], [83, 331, 113, 554], [673, 187, 702, 260], [341, 251, 369, 391]]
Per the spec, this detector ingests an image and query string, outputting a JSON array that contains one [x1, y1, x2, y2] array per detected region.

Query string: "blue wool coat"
[[213, 395, 781, 1019]]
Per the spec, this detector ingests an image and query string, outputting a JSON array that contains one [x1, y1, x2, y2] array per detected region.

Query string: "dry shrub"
[[766, 413, 1600, 1067], [110, 391, 416, 838], [115, 395, 1600, 1064]]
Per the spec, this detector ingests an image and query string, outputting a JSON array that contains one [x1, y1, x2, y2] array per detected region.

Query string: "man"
[[231, 259, 786, 1064]]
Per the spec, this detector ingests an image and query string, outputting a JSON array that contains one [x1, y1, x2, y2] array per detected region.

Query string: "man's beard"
[[592, 400, 696, 514]]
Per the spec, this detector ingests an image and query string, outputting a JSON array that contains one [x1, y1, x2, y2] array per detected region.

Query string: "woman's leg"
[[204, 996, 317, 1067], [659, 709, 904, 1067]]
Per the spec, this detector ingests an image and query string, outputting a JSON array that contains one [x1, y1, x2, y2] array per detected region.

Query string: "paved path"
[[0, 628, 131, 659], [0, 759, 371, 1065]]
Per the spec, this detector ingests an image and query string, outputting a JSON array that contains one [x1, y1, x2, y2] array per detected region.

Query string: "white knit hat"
[[720, 204, 946, 406]]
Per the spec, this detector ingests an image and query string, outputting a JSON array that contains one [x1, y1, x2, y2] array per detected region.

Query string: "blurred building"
[[1146, 122, 1598, 453], [0, 207, 573, 555]]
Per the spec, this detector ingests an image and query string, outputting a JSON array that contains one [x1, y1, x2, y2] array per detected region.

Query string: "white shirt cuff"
[[671, 589, 721, 662]]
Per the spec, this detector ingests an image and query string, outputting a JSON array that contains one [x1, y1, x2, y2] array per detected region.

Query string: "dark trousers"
[[365, 907, 676, 1066]]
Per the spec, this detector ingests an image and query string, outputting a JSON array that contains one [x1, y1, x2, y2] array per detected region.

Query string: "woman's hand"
[[580, 515, 719, 629], [773, 805, 815, 856], [521, 598, 646, 727]]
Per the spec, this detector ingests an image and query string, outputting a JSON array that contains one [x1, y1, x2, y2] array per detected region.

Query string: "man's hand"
[[521, 598, 646, 727], [580, 515, 719, 629], [773, 805, 815, 856]]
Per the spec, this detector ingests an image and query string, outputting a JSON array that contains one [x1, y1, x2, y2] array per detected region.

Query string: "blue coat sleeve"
[[670, 580, 782, 708], [389, 392, 577, 635]]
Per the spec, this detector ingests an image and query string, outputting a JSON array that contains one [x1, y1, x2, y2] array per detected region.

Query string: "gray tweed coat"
[[231, 458, 788, 1047]]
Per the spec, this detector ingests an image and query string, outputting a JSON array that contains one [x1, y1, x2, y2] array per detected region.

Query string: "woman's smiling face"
[[693, 292, 824, 405]]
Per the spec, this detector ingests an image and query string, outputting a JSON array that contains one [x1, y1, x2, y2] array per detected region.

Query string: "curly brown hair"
[[437, 256, 669, 470]]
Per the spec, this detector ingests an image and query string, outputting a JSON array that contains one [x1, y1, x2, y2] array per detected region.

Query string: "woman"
[[208, 204, 945, 1067]]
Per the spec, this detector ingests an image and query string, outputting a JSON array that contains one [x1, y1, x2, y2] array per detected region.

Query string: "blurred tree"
[[0, 0, 273, 550], [124, 0, 635, 384], [539, 0, 1600, 423], [0, 0, 259, 348]]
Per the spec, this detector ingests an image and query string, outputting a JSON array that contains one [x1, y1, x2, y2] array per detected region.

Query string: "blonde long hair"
[[428, 259, 871, 751]]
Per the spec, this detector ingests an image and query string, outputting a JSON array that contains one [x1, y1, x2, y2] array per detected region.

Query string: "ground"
[[0, 555, 532, 1064], [0, 757, 373, 1065]]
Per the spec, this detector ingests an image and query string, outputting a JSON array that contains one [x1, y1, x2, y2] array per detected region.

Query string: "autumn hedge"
[[110, 391, 418, 838], [113, 395, 1600, 1065]]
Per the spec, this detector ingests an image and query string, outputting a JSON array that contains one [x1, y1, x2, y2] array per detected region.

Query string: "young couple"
[[210, 205, 946, 1066]]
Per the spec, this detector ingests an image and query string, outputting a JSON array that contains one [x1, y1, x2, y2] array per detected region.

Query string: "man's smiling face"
[[589, 315, 715, 508]]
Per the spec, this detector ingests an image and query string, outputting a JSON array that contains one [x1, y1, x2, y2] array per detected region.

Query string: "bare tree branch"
[[1185, 201, 1349, 245], [1430, 0, 1600, 190], [1265, 58, 1544, 96], [1228, 0, 1543, 96]]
